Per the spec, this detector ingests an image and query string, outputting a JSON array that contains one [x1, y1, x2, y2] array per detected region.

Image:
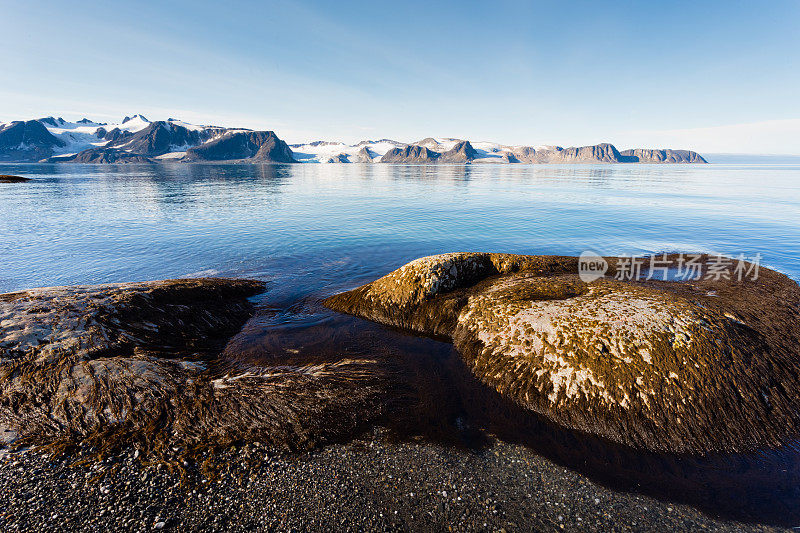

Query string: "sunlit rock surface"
[[325, 252, 800, 453]]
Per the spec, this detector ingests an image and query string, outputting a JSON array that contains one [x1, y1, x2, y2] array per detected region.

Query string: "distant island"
[[0, 115, 707, 164]]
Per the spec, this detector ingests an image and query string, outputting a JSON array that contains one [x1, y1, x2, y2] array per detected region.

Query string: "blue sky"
[[1, 0, 798, 153]]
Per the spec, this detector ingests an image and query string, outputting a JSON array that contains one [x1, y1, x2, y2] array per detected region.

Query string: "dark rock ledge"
[[0, 175, 30, 183], [0, 278, 386, 455], [324, 252, 800, 454]]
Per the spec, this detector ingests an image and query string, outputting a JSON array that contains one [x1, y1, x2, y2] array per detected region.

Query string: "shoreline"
[[0, 429, 787, 532]]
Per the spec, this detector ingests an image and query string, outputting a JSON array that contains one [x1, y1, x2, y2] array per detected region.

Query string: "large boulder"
[[0, 278, 385, 452], [325, 253, 800, 453]]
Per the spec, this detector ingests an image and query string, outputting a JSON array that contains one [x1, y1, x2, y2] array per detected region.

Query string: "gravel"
[[0, 428, 785, 532]]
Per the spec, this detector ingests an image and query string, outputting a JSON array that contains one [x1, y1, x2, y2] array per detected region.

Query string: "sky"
[[1, 0, 799, 153]]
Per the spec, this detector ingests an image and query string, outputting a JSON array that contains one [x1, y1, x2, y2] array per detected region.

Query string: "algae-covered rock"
[[325, 253, 800, 453], [0, 279, 386, 453]]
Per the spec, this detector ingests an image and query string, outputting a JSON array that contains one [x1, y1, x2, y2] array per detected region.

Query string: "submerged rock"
[[325, 252, 800, 453], [0, 278, 386, 453]]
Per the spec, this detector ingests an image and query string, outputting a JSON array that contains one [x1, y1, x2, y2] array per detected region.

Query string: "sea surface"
[[2, 162, 799, 294], [2, 161, 800, 526]]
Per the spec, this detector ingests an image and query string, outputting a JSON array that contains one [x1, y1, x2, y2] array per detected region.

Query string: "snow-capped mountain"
[[290, 139, 405, 163], [35, 115, 153, 157], [0, 115, 708, 164], [289, 137, 707, 164]]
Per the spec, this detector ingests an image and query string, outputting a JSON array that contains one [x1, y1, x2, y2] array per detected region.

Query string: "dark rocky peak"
[[620, 148, 708, 164], [102, 127, 132, 143], [0, 120, 66, 150], [12, 118, 70, 163], [77, 118, 93, 124], [379, 144, 440, 163], [516, 146, 536, 157], [556, 142, 623, 163], [52, 147, 153, 164], [439, 140, 478, 163], [325, 153, 350, 163], [111, 121, 203, 156], [197, 126, 227, 143], [122, 114, 149, 124], [184, 130, 295, 163], [510, 146, 537, 163], [355, 146, 375, 163], [37, 116, 60, 127]]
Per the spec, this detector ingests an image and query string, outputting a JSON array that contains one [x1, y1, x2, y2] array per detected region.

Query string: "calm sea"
[[1, 162, 799, 295]]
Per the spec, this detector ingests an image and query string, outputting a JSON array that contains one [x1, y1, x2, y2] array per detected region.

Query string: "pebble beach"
[[0, 429, 784, 532]]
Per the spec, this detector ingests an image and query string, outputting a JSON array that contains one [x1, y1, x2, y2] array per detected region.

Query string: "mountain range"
[[0, 115, 707, 164]]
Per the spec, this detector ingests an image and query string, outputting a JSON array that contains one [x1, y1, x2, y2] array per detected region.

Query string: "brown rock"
[[325, 252, 800, 453], [0, 278, 385, 453]]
